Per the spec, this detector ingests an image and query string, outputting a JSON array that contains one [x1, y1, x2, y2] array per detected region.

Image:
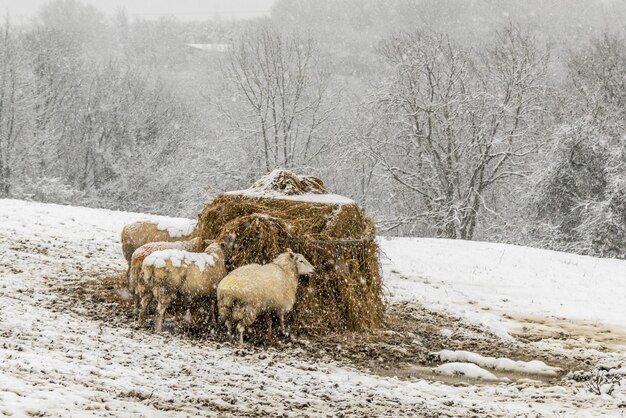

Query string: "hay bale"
[[197, 194, 374, 239], [290, 239, 383, 334], [324, 204, 376, 240], [195, 170, 384, 334], [218, 213, 295, 269]]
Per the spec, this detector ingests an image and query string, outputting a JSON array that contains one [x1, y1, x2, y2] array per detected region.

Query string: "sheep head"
[[204, 241, 228, 259], [294, 253, 314, 276], [285, 249, 315, 276], [188, 237, 205, 251]]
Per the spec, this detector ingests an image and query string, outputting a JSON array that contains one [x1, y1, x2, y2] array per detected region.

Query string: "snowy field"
[[382, 236, 626, 339], [1, 198, 626, 417]]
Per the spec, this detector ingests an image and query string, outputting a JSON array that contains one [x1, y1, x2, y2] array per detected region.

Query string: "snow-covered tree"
[[0, 18, 33, 197], [532, 30, 626, 257], [368, 24, 550, 239]]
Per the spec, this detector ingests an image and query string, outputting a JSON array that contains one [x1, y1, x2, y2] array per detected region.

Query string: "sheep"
[[121, 218, 198, 266], [128, 237, 206, 316], [216, 249, 314, 344], [140, 241, 228, 332]]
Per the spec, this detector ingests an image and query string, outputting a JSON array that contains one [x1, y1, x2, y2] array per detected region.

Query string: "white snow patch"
[[439, 328, 453, 338], [225, 169, 355, 205], [226, 190, 355, 205], [433, 350, 562, 376], [126, 217, 197, 239], [143, 249, 215, 272], [434, 363, 500, 381], [609, 367, 626, 376], [154, 218, 197, 238]]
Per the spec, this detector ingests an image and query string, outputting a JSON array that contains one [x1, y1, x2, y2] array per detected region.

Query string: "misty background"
[[3, 0, 275, 21], [1, 0, 626, 258]]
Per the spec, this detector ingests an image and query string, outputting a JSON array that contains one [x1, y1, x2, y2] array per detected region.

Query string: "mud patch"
[[48, 271, 584, 387], [293, 302, 577, 385], [510, 315, 626, 352]]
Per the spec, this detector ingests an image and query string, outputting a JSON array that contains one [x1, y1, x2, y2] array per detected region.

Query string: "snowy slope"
[[382, 237, 626, 338], [0, 198, 624, 417]]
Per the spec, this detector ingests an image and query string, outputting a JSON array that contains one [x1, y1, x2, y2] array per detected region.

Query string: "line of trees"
[[0, 2, 221, 214], [2, 0, 626, 258]]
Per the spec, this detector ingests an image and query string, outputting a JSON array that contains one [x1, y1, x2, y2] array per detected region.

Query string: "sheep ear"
[[286, 248, 294, 257]]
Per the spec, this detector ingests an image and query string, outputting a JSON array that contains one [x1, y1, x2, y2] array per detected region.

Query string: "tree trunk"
[[0, 163, 10, 197]]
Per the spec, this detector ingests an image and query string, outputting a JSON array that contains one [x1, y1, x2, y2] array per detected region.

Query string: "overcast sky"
[[3, 0, 277, 21]]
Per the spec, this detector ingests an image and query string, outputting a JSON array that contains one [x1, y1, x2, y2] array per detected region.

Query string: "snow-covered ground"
[[1, 198, 625, 417], [382, 236, 626, 338]]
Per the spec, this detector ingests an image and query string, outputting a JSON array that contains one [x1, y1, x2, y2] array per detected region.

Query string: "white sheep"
[[217, 250, 314, 344], [121, 218, 198, 266], [140, 242, 228, 332], [128, 237, 206, 316]]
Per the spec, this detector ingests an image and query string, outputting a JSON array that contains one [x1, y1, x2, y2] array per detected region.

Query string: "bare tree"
[[0, 17, 32, 197], [369, 24, 549, 239], [220, 21, 336, 174], [568, 31, 626, 138]]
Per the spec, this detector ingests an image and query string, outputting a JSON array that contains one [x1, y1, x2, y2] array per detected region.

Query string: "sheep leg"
[[212, 298, 220, 326], [207, 295, 217, 326], [236, 322, 245, 345], [132, 293, 141, 317], [154, 291, 173, 333], [137, 293, 152, 323], [279, 312, 286, 335], [206, 303, 214, 327], [266, 314, 273, 338]]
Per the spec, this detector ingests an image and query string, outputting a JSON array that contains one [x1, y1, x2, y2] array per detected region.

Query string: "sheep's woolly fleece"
[[1, 198, 626, 417], [144, 249, 215, 272]]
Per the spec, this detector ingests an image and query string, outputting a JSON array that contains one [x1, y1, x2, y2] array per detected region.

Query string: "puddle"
[[510, 315, 626, 352]]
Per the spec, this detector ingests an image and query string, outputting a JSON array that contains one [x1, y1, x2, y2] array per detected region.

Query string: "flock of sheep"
[[120, 219, 314, 344]]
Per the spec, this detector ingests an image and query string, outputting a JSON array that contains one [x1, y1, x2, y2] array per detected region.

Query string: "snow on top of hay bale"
[[225, 169, 354, 205], [227, 190, 355, 205]]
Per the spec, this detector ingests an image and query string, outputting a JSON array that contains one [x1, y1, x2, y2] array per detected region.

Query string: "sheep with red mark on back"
[[140, 241, 228, 332], [128, 237, 205, 317]]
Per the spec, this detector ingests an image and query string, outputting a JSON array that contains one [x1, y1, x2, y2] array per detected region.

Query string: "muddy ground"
[[49, 270, 589, 387]]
